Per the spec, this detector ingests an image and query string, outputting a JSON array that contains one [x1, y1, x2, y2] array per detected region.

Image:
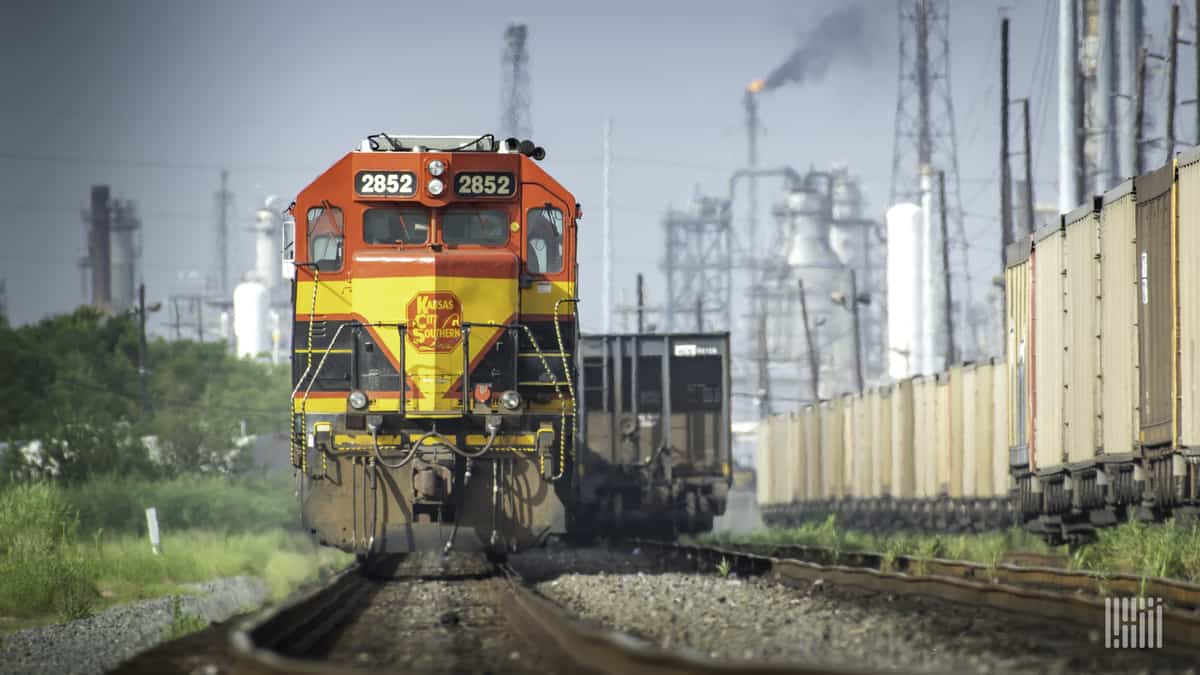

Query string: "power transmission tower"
[[500, 23, 532, 139], [661, 196, 732, 333], [888, 0, 974, 359], [215, 170, 232, 300]]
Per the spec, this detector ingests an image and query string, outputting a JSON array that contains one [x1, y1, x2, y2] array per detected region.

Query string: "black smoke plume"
[[761, 5, 871, 92]]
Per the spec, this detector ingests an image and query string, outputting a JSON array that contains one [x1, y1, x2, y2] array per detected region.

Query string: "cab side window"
[[307, 205, 344, 271], [526, 206, 563, 274]]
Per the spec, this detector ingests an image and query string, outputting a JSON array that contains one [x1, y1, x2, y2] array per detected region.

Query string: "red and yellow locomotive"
[[285, 134, 578, 555]]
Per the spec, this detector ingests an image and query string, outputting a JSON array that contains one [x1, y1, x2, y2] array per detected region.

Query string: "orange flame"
[[747, 78, 766, 94]]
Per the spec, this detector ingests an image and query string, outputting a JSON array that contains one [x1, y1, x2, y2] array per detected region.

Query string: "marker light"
[[348, 390, 369, 410], [428, 178, 445, 196], [427, 160, 446, 176]]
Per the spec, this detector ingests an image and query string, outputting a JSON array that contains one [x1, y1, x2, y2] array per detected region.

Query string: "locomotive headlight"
[[427, 178, 445, 196], [348, 390, 369, 410], [427, 159, 446, 176], [499, 390, 523, 411]]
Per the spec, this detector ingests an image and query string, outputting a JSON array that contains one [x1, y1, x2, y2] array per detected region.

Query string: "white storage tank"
[[233, 280, 270, 359], [886, 202, 923, 379]]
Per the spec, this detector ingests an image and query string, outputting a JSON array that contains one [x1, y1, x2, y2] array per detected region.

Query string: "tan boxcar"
[[852, 392, 873, 497], [756, 416, 775, 505], [821, 398, 845, 499], [947, 365, 965, 498], [842, 393, 856, 497], [1135, 163, 1175, 448], [803, 404, 822, 500], [1178, 148, 1200, 449], [872, 386, 893, 497], [1005, 239, 1033, 468], [891, 378, 916, 498], [912, 375, 938, 498], [962, 362, 993, 497], [1034, 220, 1067, 467], [1063, 200, 1102, 464], [784, 411, 801, 503], [1099, 180, 1139, 456], [991, 357, 1010, 497]]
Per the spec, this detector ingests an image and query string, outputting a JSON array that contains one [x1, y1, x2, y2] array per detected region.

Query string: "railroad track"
[[639, 540, 1200, 654], [227, 553, 889, 675]]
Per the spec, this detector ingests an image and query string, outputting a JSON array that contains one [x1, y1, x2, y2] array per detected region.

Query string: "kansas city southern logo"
[[406, 291, 463, 352]]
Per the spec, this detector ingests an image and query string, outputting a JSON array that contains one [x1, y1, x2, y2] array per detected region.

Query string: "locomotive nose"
[[394, 249, 520, 416]]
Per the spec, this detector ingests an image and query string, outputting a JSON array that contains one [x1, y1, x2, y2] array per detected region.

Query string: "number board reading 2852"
[[355, 171, 416, 197], [454, 172, 515, 197]]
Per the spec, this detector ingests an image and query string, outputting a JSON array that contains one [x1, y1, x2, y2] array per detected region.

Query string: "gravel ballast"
[[0, 576, 267, 675], [512, 546, 1197, 675]]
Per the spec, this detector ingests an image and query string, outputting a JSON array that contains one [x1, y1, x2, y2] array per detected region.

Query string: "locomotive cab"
[[288, 134, 579, 555]]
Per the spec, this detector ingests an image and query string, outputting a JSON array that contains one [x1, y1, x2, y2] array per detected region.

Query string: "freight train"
[[758, 147, 1200, 545], [286, 134, 730, 556]]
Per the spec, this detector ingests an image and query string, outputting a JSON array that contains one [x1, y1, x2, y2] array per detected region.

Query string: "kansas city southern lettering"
[[406, 291, 463, 352]]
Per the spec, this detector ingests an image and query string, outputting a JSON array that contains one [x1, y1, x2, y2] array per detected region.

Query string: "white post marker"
[[146, 507, 161, 555]]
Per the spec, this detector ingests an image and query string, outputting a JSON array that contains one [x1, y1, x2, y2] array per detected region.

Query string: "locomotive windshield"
[[442, 208, 509, 246], [307, 205, 344, 271], [363, 206, 429, 245], [526, 206, 563, 273]]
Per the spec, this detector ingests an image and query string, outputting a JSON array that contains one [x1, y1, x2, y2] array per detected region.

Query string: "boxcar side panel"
[[1005, 241, 1033, 467], [1064, 206, 1101, 463], [1034, 225, 1066, 466], [1135, 163, 1176, 447], [991, 358, 1010, 496], [821, 399, 845, 499], [1099, 188, 1139, 455], [962, 365, 980, 496], [891, 378, 916, 498], [1178, 152, 1200, 447], [803, 405, 822, 500], [873, 387, 893, 497]]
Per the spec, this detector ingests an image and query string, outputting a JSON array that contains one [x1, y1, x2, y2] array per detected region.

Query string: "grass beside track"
[[0, 476, 351, 631], [696, 516, 1054, 567], [697, 514, 1200, 583]]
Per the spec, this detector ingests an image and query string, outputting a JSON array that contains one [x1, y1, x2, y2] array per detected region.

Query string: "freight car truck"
[[573, 333, 732, 536]]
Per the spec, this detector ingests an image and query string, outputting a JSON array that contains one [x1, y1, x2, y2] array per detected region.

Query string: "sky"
[[0, 0, 1190, 335]]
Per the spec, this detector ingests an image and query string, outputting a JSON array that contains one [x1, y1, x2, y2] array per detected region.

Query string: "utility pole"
[[216, 170, 232, 299], [138, 284, 148, 414], [695, 297, 703, 332], [1000, 17, 1011, 257], [1167, 3, 1180, 163], [1059, 0, 1082, 211], [1021, 98, 1035, 240], [757, 308, 770, 418], [602, 117, 613, 333], [798, 279, 819, 402], [636, 273, 645, 334], [938, 170, 956, 368], [171, 298, 182, 340], [1136, 46, 1147, 175], [849, 271, 865, 393]]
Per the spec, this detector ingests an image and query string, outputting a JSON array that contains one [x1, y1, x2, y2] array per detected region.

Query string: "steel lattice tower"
[[888, 0, 975, 360], [661, 197, 732, 333], [500, 24, 532, 140]]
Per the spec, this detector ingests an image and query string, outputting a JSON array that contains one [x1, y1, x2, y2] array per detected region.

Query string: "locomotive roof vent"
[[360, 134, 498, 153]]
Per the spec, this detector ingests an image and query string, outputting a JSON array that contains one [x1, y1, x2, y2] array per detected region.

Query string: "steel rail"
[[229, 564, 369, 675], [637, 541, 1200, 657], [229, 558, 916, 675], [700, 541, 1200, 611]]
